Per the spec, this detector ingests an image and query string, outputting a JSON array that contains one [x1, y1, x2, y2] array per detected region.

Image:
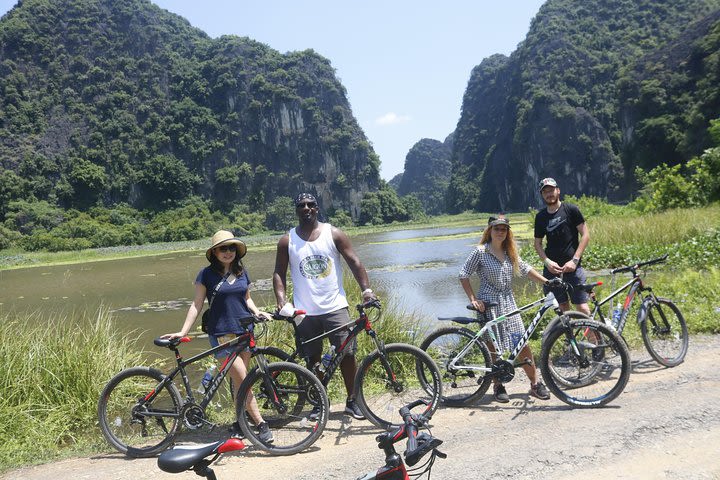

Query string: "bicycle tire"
[[236, 361, 328, 455], [543, 312, 602, 389], [98, 367, 183, 457], [640, 297, 688, 367], [254, 346, 294, 363], [419, 327, 492, 406], [541, 318, 630, 408], [355, 343, 442, 429]]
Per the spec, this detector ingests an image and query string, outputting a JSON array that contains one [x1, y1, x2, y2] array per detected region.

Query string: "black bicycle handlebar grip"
[[405, 433, 443, 467]]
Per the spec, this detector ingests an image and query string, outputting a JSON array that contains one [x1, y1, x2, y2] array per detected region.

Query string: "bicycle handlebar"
[[357, 298, 382, 311], [610, 253, 668, 274]]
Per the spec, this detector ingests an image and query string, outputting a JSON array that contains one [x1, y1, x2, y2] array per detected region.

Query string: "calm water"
[[0, 226, 488, 350]]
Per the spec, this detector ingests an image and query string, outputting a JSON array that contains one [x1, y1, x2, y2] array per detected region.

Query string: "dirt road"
[[5, 335, 719, 480]]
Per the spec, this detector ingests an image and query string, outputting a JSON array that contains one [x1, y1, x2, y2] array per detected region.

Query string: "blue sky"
[[0, 0, 545, 180]]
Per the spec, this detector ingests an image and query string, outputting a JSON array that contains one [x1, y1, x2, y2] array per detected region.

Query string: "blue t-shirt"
[[196, 267, 254, 335]]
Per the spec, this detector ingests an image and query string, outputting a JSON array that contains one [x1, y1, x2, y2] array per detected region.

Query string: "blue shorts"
[[209, 333, 250, 359], [296, 308, 357, 357], [542, 266, 589, 305]]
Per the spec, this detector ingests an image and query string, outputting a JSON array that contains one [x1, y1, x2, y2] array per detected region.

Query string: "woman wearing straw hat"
[[162, 230, 273, 442]]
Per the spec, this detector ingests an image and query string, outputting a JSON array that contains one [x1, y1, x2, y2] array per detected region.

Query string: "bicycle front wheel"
[[236, 361, 328, 456], [355, 343, 442, 429], [98, 367, 183, 457], [640, 297, 688, 367], [419, 327, 492, 406], [541, 319, 630, 408], [544, 312, 602, 389]]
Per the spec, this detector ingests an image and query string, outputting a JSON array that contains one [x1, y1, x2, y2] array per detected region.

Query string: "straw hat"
[[205, 230, 247, 261]]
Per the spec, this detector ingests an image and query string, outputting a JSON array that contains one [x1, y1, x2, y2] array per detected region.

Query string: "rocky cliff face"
[[396, 137, 452, 214], [0, 0, 379, 217], [446, 0, 719, 212]]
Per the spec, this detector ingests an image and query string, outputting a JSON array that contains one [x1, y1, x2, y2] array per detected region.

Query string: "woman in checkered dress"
[[459, 215, 551, 403]]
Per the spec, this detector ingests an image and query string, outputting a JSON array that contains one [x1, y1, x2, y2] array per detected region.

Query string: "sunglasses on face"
[[296, 202, 317, 209], [217, 245, 237, 253]]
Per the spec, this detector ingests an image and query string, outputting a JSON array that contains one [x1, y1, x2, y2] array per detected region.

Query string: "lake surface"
[[0, 225, 492, 351]]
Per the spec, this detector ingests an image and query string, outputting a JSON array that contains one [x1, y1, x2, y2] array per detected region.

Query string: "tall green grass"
[[0, 307, 143, 471]]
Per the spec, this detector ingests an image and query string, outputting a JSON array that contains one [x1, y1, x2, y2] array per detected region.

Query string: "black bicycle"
[[354, 399, 445, 480], [583, 254, 688, 367], [98, 317, 329, 457], [544, 255, 688, 389], [157, 437, 245, 480], [420, 280, 632, 408], [271, 300, 442, 429]]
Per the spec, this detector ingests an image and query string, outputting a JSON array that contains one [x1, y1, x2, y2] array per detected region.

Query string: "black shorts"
[[296, 307, 357, 357], [543, 266, 589, 305]]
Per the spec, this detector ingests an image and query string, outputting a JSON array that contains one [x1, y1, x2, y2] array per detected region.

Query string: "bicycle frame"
[[449, 291, 560, 373], [282, 305, 381, 388], [146, 334, 255, 420], [588, 275, 645, 334]]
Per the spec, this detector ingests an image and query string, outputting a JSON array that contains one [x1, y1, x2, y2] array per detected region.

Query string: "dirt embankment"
[[5, 335, 720, 480]]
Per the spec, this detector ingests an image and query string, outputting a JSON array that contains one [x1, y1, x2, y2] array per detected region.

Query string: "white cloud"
[[375, 112, 411, 126]]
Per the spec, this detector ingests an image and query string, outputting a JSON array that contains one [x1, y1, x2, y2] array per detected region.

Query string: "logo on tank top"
[[299, 255, 333, 279]]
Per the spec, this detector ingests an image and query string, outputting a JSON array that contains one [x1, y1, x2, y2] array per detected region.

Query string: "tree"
[[137, 154, 198, 209]]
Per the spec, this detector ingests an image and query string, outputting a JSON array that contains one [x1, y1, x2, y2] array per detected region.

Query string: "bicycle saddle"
[[154, 336, 191, 348], [576, 282, 602, 293], [437, 301, 499, 324], [157, 439, 245, 473]]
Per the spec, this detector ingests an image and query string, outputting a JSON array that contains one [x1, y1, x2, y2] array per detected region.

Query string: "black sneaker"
[[309, 404, 322, 421], [530, 382, 551, 400], [228, 421, 244, 439], [493, 383, 510, 403], [344, 399, 366, 420], [257, 422, 274, 444]]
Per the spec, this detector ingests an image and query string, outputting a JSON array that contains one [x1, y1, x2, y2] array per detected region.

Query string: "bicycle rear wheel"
[[98, 367, 183, 457], [640, 297, 688, 367], [419, 327, 492, 406], [541, 319, 630, 408], [355, 343, 442, 429], [236, 361, 328, 455]]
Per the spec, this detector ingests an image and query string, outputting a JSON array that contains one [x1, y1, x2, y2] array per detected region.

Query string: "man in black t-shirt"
[[533, 178, 591, 315]]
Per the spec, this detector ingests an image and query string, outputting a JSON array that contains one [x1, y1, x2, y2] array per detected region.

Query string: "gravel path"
[[5, 335, 719, 480]]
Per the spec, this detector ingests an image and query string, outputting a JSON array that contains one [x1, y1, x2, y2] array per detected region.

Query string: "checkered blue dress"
[[459, 244, 532, 352]]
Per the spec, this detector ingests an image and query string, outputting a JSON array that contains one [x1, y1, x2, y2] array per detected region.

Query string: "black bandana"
[[294, 192, 317, 207]]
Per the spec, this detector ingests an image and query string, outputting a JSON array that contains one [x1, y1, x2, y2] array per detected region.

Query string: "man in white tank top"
[[273, 193, 376, 420]]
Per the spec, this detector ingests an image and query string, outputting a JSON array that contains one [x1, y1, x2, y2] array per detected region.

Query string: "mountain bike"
[[272, 300, 442, 429], [98, 316, 329, 457], [355, 399, 445, 480], [157, 437, 246, 480], [544, 255, 687, 389], [419, 279, 631, 408]]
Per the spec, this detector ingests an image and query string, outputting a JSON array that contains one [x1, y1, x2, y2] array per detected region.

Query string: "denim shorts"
[[542, 266, 589, 305], [296, 307, 357, 357], [209, 333, 249, 359]]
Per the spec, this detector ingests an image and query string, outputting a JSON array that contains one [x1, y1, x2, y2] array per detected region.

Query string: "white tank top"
[[288, 223, 348, 315]]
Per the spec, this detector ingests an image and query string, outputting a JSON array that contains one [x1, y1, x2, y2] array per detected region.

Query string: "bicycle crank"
[[492, 359, 515, 383], [181, 403, 209, 430]]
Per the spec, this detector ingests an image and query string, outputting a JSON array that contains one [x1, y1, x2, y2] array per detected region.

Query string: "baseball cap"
[[539, 177, 558, 191]]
